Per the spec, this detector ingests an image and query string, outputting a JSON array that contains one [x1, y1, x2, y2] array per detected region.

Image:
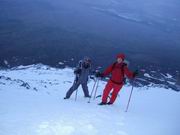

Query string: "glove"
[[74, 68, 82, 74], [133, 70, 138, 78], [90, 76, 95, 80], [95, 72, 104, 78]]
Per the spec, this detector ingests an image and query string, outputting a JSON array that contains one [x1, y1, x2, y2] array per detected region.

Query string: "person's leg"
[[65, 81, 80, 98], [102, 80, 113, 103], [109, 84, 123, 104], [81, 83, 90, 97]]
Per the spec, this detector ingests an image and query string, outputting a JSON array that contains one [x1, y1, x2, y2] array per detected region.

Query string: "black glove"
[[95, 72, 104, 78], [74, 68, 82, 74], [90, 76, 95, 80], [133, 70, 138, 78]]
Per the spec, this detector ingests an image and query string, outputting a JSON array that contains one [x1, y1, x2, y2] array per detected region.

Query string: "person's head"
[[83, 56, 91, 68], [116, 54, 125, 64]]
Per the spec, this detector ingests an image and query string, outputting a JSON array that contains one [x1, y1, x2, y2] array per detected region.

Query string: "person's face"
[[83, 59, 91, 68], [84, 60, 90, 65], [117, 58, 123, 63]]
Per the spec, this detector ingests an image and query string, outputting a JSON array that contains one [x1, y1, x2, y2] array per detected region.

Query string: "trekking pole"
[[74, 76, 78, 101], [93, 78, 99, 100], [125, 80, 134, 112], [88, 78, 97, 103], [75, 87, 78, 101]]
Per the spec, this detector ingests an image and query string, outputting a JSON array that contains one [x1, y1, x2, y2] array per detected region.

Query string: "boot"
[[107, 102, 113, 105], [64, 97, 69, 100], [98, 102, 107, 105], [85, 95, 91, 98]]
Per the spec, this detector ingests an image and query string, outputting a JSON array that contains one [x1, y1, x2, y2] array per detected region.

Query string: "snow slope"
[[0, 65, 180, 135]]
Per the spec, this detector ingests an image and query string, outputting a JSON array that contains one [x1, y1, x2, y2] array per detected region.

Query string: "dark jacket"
[[74, 59, 91, 84]]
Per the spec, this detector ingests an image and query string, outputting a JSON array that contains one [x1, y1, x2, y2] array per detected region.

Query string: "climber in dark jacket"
[[64, 57, 92, 99]]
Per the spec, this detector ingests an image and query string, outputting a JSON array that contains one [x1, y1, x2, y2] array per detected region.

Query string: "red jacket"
[[102, 62, 134, 84]]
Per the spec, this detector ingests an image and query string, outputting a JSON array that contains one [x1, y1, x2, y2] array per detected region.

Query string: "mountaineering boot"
[[107, 102, 113, 105], [64, 97, 69, 100], [85, 95, 91, 98], [98, 102, 107, 105]]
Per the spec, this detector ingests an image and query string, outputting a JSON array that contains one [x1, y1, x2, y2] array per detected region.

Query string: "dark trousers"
[[65, 81, 89, 98]]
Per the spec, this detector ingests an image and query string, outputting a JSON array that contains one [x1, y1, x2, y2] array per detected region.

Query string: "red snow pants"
[[102, 80, 123, 104]]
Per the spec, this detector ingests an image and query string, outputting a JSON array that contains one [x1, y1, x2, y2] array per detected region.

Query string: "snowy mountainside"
[[0, 64, 180, 135], [133, 69, 180, 91]]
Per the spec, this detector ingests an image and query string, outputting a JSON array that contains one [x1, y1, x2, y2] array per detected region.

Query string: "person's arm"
[[124, 66, 134, 79], [102, 64, 114, 77], [74, 60, 82, 74]]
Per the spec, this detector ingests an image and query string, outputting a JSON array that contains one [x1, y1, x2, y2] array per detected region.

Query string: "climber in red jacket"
[[96, 53, 138, 105]]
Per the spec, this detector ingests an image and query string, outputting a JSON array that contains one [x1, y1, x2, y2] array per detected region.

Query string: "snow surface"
[[0, 65, 180, 135]]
